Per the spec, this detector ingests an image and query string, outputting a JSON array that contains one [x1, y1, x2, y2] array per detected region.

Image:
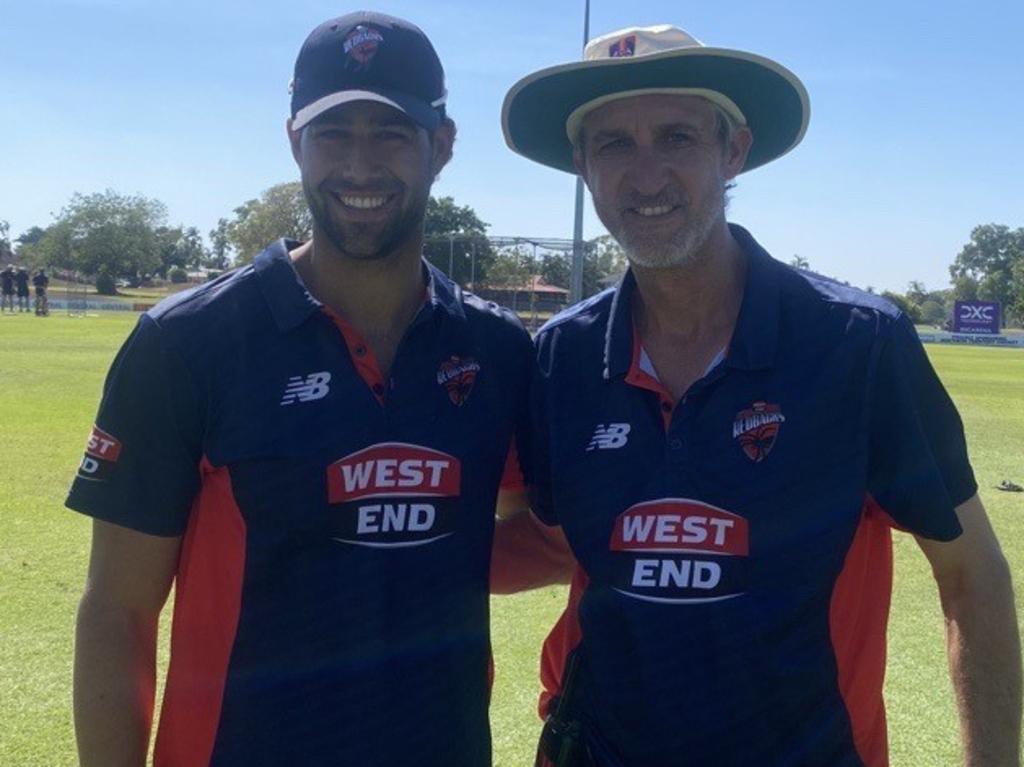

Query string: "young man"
[[1, 264, 15, 312], [503, 25, 1021, 767], [32, 268, 49, 316], [69, 13, 550, 766], [14, 266, 30, 312]]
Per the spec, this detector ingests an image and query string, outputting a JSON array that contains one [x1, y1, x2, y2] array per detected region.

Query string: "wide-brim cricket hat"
[[502, 24, 809, 174], [290, 11, 447, 132]]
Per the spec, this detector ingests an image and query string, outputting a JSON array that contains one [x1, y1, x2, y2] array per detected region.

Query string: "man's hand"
[[75, 519, 180, 767], [491, 489, 574, 594], [917, 494, 1021, 766]]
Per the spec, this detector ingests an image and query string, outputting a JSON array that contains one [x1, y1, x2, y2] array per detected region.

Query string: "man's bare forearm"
[[491, 510, 575, 594], [74, 593, 159, 767], [941, 554, 1022, 766]]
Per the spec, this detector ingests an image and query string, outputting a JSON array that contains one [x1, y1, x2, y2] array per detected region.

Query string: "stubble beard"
[[609, 179, 726, 270], [303, 178, 429, 262]]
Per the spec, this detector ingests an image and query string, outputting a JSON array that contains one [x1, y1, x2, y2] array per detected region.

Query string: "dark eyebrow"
[[371, 112, 418, 130]]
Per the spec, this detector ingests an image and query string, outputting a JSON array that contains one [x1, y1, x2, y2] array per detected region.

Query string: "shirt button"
[[669, 438, 683, 450], [660, 401, 673, 413], [372, 383, 385, 396], [355, 345, 367, 357]]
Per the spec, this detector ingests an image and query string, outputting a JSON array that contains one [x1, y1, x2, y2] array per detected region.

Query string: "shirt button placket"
[[667, 397, 688, 463]]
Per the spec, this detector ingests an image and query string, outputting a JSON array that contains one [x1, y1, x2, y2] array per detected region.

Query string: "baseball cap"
[[290, 11, 447, 132]]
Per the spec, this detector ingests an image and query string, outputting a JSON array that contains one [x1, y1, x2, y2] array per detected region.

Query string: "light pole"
[[569, 0, 591, 305]]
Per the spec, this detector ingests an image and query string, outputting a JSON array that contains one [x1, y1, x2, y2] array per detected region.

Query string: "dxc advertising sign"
[[953, 300, 1001, 335]]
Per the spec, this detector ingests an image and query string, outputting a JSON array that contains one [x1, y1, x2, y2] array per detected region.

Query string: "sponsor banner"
[[918, 332, 1024, 348], [610, 499, 749, 604], [326, 443, 461, 548], [953, 300, 1000, 334]]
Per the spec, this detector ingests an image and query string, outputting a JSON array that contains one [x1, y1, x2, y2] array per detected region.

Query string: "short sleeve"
[[525, 330, 556, 525], [65, 314, 204, 536], [866, 315, 976, 541]]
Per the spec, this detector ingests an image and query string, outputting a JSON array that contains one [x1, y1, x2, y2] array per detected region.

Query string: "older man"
[[503, 25, 1021, 767]]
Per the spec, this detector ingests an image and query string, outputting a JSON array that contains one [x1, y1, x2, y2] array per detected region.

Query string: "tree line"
[[789, 224, 1024, 328], [2, 189, 1022, 324]]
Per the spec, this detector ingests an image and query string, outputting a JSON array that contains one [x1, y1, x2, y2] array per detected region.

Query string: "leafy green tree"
[[154, 226, 206, 277], [0, 219, 10, 260], [1012, 258, 1024, 326], [789, 255, 809, 270], [952, 274, 979, 301], [540, 236, 626, 298], [950, 224, 1024, 325], [881, 290, 922, 323], [423, 196, 495, 285], [540, 253, 570, 291], [588, 235, 628, 296], [228, 182, 313, 264], [95, 269, 117, 296], [208, 218, 233, 270], [487, 246, 537, 310], [919, 299, 946, 325], [906, 280, 928, 307], [32, 190, 166, 286]]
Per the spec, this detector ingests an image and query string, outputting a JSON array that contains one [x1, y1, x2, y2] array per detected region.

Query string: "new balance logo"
[[587, 423, 631, 451], [281, 372, 332, 405]]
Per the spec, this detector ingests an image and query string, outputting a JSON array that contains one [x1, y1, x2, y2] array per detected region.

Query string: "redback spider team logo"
[[343, 25, 384, 69], [732, 401, 785, 462], [609, 35, 636, 57], [436, 356, 481, 407]]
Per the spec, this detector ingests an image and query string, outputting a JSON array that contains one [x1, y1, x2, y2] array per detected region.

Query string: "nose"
[[623, 145, 671, 197], [334, 136, 382, 184]]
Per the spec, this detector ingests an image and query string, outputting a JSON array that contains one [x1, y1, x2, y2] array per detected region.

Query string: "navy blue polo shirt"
[[530, 225, 976, 767], [66, 240, 533, 767]]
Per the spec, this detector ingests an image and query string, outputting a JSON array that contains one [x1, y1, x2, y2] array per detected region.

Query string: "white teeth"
[[337, 195, 389, 209], [635, 205, 673, 217]]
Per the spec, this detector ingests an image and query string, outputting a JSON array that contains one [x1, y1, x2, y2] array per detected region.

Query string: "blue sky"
[[2, 0, 1022, 293]]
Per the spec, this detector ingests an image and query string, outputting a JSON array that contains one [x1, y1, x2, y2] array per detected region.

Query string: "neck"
[[631, 221, 747, 344], [290, 227, 426, 340]]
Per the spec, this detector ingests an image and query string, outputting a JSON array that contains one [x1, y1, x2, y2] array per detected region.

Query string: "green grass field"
[[0, 311, 1021, 766]]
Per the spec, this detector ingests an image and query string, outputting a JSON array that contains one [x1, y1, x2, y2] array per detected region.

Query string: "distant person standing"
[[33, 269, 49, 316], [15, 267, 30, 312], [1, 265, 15, 312]]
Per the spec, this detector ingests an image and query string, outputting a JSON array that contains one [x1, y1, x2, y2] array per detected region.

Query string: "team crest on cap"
[[609, 35, 636, 57], [732, 401, 785, 463], [344, 25, 384, 69], [436, 356, 480, 406]]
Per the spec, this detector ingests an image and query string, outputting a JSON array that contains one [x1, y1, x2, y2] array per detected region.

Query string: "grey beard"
[[619, 186, 724, 270]]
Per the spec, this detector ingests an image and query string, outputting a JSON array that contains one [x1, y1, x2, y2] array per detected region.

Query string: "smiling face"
[[575, 94, 751, 269], [289, 100, 453, 261]]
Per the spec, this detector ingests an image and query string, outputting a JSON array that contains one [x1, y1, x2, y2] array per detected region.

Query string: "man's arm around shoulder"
[[917, 494, 1022, 766], [491, 489, 574, 594], [75, 519, 180, 767]]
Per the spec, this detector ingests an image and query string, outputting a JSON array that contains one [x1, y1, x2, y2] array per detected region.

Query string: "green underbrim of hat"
[[502, 46, 809, 175]]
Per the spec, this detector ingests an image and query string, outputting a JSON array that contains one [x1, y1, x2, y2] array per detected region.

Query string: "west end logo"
[[77, 425, 122, 482], [343, 25, 384, 69], [733, 401, 785, 463], [436, 356, 480, 406], [609, 499, 749, 604], [326, 443, 461, 548]]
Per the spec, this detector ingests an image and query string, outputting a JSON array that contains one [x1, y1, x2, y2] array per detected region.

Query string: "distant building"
[[477, 275, 570, 313]]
